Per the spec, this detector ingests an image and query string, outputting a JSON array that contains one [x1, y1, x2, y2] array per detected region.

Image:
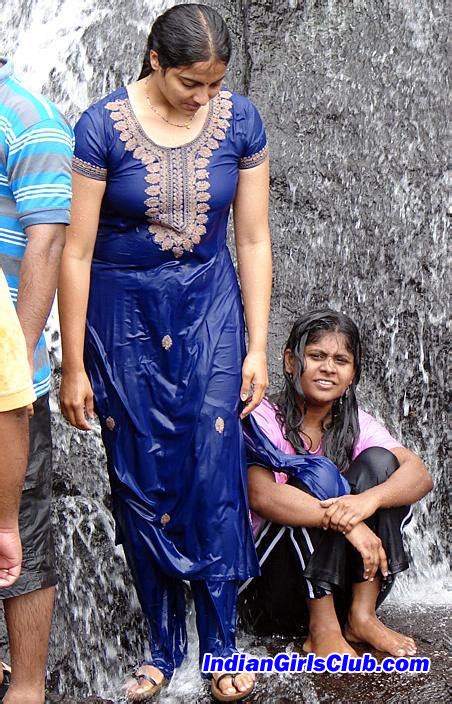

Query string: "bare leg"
[[3, 585, 55, 704], [346, 578, 416, 656], [303, 594, 357, 657]]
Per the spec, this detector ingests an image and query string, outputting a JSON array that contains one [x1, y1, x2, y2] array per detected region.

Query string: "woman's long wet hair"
[[274, 309, 362, 472], [138, 4, 232, 80]]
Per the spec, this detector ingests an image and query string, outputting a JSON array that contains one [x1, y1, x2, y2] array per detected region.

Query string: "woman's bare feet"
[[303, 627, 358, 657], [304, 594, 358, 657], [345, 613, 417, 656], [212, 671, 255, 698], [125, 664, 166, 701], [347, 578, 417, 656]]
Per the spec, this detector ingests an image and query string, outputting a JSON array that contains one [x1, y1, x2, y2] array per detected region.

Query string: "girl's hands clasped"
[[320, 491, 380, 533], [239, 350, 268, 419]]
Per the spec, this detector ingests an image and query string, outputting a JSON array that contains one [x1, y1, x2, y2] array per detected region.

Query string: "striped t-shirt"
[[0, 58, 74, 398]]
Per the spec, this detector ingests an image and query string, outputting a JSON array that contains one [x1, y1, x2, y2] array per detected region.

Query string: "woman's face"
[[286, 331, 356, 409], [149, 52, 226, 116]]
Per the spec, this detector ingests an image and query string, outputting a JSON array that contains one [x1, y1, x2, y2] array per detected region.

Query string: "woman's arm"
[[248, 465, 388, 578], [248, 465, 326, 527], [233, 159, 272, 418], [58, 172, 106, 430], [320, 447, 433, 533]]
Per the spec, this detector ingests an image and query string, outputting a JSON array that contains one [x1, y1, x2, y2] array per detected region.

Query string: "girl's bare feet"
[[303, 627, 358, 657], [347, 577, 417, 656], [304, 594, 358, 657], [345, 614, 417, 656]]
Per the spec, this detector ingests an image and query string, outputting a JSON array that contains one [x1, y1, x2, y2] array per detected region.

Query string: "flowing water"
[[1, 0, 449, 701]]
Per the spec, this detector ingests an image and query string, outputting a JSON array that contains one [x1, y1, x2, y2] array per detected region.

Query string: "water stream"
[[1, 0, 448, 700]]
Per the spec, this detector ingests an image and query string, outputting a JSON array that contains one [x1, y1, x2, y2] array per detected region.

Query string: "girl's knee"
[[347, 447, 399, 492]]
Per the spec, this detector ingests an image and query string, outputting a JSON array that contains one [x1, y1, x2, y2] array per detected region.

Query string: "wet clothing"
[[72, 87, 268, 674], [0, 394, 57, 599], [249, 398, 402, 535], [0, 58, 73, 398], [239, 414, 411, 636], [0, 58, 72, 600]]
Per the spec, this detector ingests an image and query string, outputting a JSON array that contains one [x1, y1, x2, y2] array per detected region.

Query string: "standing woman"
[[58, 4, 271, 701]]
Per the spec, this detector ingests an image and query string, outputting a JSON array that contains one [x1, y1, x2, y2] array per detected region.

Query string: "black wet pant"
[[239, 447, 412, 636]]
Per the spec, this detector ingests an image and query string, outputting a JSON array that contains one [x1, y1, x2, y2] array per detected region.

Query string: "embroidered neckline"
[[124, 88, 215, 151], [105, 90, 233, 258]]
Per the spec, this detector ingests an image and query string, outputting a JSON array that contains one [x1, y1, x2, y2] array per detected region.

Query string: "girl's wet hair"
[[274, 309, 362, 472], [138, 4, 232, 80]]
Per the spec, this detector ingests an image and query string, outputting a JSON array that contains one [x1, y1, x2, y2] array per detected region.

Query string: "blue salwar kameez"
[[73, 88, 267, 677]]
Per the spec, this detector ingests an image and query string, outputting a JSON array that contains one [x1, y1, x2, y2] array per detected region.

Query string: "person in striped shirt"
[[0, 57, 73, 704]]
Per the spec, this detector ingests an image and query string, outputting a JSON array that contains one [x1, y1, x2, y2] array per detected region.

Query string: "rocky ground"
[[1, 602, 450, 704]]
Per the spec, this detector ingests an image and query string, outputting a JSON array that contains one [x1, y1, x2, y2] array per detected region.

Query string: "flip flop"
[[211, 672, 255, 702], [0, 662, 11, 701], [126, 667, 167, 702]]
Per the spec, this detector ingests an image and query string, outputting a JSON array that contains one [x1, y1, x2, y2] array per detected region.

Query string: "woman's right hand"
[[59, 369, 95, 431], [345, 522, 388, 581]]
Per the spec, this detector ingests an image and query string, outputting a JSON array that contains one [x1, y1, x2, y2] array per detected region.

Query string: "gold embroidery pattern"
[[105, 92, 233, 258], [215, 417, 225, 433], [160, 513, 171, 526], [161, 335, 173, 350], [72, 156, 108, 181], [105, 416, 116, 430], [238, 144, 269, 170]]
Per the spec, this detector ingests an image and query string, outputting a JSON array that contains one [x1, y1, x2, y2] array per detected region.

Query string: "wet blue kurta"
[[73, 88, 268, 582]]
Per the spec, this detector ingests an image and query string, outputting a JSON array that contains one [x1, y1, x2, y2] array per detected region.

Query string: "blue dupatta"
[[243, 415, 350, 500]]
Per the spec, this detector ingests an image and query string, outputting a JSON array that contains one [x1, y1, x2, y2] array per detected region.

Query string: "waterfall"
[[1, 0, 448, 700]]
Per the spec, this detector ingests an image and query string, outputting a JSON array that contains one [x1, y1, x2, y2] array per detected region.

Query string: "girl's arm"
[[233, 158, 272, 418], [320, 447, 433, 533], [248, 464, 388, 579], [248, 465, 326, 527], [58, 172, 106, 430]]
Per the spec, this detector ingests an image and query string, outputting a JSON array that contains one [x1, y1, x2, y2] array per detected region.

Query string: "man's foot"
[[125, 665, 166, 702], [303, 628, 358, 657], [345, 614, 417, 656], [211, 672, 255, 702]]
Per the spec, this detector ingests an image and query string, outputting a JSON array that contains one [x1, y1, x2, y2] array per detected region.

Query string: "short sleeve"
[[7, 118, 73, 228], [353, 409, 403, 459], [238, 100, 268, 170], [72, 107, 108, 181], [252, 399, 288, 452], [251, 398, 291, 485]]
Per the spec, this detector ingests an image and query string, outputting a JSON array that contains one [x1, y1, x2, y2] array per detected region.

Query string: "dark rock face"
[[211, 0, 448, 575], [1, 1, 448, 702]]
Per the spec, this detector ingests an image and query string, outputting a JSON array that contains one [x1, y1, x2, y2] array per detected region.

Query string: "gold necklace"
[[145, 95, 194, 129]]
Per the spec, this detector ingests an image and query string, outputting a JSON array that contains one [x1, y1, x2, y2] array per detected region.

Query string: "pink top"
[[250, 398, 403, 534]]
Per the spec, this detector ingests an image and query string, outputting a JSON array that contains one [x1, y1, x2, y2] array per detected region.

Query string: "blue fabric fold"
[[243, 415, 350, 500]]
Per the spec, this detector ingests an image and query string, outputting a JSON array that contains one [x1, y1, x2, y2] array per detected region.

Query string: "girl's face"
[[149, 51, 226, 116], [285, 331, 356, 410]]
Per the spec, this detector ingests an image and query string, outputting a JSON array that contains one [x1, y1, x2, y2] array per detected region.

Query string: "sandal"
[[211, 672, 255, 702], [126, 666, 167, 702], [0, 662, 11, 701]]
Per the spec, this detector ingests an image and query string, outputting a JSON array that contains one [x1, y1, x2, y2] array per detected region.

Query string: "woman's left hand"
[[320, 491, 380, 533], [239, 351, 268, 419]]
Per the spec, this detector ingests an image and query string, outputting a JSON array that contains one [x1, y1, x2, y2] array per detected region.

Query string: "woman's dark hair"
[[138, 4, 232, 79], [274, 309, 362, 472]]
